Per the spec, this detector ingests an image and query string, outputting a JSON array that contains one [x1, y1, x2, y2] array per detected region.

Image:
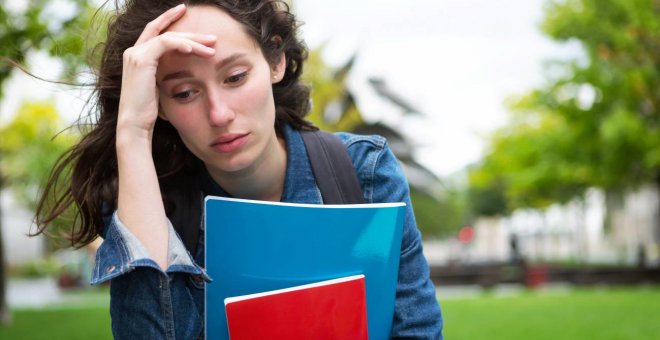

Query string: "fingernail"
[[205, 34, 217, 40], [175, 3, 185, 10]]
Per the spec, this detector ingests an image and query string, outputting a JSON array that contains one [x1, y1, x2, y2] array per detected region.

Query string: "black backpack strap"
[[163, 173, 202, 257], [301, 130, 366, 204]]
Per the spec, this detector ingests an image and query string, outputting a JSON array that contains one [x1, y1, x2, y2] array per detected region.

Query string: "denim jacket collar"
[[200, 123, 323, 204]]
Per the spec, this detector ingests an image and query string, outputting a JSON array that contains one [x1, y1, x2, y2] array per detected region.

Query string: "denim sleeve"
[[349, 137, 444, 339], [91, 212, 209, 339], [91, 212, 209, 284]]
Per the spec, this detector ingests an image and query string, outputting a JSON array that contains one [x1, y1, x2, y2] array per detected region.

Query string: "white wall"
[[426, 186, 660, 266], [0, 190, 45, 266]]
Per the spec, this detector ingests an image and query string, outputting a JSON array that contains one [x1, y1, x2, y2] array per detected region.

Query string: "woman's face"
[[156, 5, 284, 176]]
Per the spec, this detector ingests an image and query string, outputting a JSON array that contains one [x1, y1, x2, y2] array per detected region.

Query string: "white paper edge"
[[205, 195, 405, 209], [224, 274, 366, 305]]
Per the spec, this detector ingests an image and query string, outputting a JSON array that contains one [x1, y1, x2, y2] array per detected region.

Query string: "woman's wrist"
[[116, 121, 153, 151]]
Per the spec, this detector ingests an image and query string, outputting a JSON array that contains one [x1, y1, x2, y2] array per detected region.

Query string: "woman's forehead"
[[166, 5, 245, 38]]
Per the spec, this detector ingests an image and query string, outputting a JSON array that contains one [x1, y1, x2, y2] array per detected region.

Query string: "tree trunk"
[[656, 171, 660, 267], [0, 175, 12, 325]]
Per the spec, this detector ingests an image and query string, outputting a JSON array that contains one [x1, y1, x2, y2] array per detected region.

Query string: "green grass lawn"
[[0, 288, 112, 340], [1, 286, 658, 339], [440, 286, 660, 339], [0, 306, 112, 340]]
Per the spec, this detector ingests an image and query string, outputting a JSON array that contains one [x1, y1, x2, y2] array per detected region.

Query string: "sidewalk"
[[6, 278, 109, 309]]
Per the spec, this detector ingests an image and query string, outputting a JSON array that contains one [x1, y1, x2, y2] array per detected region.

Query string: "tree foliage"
[[469, 0, 660, 215], [303, 48, 364, 132], [0, 0, 99, 324], [0, 101, 78, 209], [0, 0, 102, 94]]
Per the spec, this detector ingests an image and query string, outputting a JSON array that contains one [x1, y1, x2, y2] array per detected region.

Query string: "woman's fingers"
[[142, 32, 217, 61], [161, 33, 217, 56], [156, 36, 216, 58], [135, 3, 187, 45], [161, 31, 218, 45], [124, 33, 216, 67]]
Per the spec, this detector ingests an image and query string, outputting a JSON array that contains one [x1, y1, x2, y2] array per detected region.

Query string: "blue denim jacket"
[[92, 124, 443, 339]]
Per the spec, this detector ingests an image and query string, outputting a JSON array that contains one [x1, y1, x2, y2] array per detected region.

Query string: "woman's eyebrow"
[[160, 53, 249, 83], [215, 53, 248, 71], [161, 70, 193, 82]]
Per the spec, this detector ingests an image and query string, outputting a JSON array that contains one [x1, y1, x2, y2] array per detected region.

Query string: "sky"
[[0, 0, 582, 177], [294, 0, 581, 176]]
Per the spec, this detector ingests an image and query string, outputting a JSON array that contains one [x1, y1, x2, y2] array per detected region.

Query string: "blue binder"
[[204, 196, 405, 340]]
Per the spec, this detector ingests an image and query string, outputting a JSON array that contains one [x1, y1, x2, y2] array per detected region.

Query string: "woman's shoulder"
[[331, 131, 406, 203], [333, 131, 400, 176], [333, 131, 387, 151]]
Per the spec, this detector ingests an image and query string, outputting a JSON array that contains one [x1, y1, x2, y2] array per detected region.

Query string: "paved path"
[[6, 278, 63, 308], [7, 278, 111, 309]]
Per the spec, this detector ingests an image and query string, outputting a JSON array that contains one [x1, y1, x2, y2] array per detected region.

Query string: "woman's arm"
[[342, 134, 444, 339], [114, 4, 216, 269], [372, 146, 443, 339]]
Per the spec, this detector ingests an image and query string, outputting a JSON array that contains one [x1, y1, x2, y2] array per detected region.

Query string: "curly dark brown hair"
[[34, 0, 315, 247]]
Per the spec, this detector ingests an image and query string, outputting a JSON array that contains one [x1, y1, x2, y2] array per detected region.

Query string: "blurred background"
[[1, 0, 659, 338]]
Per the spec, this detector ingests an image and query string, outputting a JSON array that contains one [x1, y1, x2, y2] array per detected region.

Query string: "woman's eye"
[[173, 89, 195, 100], [226, 72, 248, 85]]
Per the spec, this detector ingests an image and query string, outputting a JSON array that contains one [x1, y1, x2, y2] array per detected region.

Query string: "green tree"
[[0, 0, 101, 91], [303, 49, 365, 132], [469, 111, 591, 212], [469, 0, 659, 221], [1, 101, 78, 210], [536, 0, 659, 190], [0, 0, 97, 325], [0, 101, 78, 325]]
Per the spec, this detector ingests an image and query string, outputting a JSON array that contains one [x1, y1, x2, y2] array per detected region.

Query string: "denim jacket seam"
[[340, 133, 386, 149], [94, 247, 102, 282], [159, 276, 176, 340], [91, 222, 131, 284], [399, 227, 423, 257], [340, 134, 387, 203], [367, 140, 388, 203], [111, 219, 131, 274]]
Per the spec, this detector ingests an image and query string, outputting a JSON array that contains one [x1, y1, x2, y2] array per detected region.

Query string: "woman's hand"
[[116, 4, 216, 143], [115, 4, 215, 270]]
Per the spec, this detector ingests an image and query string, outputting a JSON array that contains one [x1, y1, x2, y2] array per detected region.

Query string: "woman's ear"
[[271, 53, 286, 84], [271, 36, 286, 84]]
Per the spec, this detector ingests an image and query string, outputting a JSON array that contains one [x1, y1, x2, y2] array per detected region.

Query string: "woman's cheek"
[[241, 77, 274, 112], [165, 104, 201, 130]]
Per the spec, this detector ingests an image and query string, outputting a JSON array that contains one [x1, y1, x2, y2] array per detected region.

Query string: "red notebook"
[[224, 274, 368, 340]]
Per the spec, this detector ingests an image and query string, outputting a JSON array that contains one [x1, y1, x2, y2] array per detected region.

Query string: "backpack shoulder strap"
[[163, 173, 202, 257], [301, 130, 366, 204]]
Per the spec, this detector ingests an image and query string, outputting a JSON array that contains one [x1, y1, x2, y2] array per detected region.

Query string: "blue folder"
[[204, 196, 405, 340]]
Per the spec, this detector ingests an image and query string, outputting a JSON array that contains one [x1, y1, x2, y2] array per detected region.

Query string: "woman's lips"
[[210, 133, 249, 153]]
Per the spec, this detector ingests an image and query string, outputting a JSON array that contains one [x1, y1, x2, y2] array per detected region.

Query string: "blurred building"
[[427, 186, 660, 267], [1, 190, 45, 266]]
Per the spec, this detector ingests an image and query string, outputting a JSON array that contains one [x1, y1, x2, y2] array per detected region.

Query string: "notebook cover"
[[205, 197, 405, 340], [224, 274, 368, 339]]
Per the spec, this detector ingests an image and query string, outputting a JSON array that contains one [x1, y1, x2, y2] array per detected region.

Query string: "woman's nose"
[[207, 90, 235, 127]]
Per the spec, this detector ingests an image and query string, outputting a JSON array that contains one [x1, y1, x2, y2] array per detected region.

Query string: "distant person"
[[33, 0, 443, 338], [509, 233, 523, 264], [637, 243, 647, 268]]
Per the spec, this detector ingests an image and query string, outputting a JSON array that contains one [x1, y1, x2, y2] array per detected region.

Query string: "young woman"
[[35, 0, 443, 338]]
